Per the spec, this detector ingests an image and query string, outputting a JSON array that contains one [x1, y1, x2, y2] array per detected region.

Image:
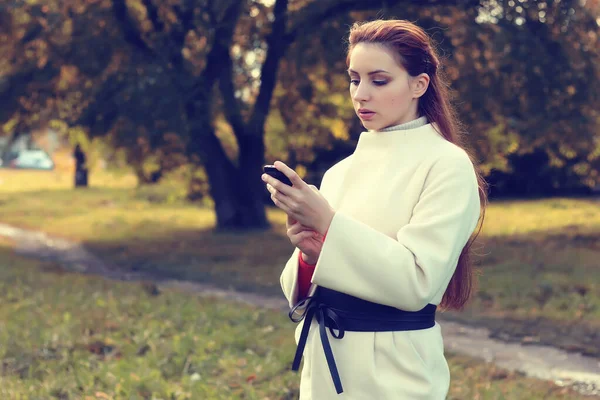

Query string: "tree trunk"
[[186, 106, 270, 232], [237, 130, 270, 228]]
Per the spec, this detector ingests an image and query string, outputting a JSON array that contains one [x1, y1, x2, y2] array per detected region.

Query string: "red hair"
[[346, 20, 488, 311]]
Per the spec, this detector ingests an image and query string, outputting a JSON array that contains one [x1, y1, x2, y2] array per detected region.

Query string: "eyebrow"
[[347, 69, 390, 75]]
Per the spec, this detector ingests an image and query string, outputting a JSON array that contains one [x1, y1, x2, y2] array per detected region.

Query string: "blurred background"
[[0, 0, 599, 399]]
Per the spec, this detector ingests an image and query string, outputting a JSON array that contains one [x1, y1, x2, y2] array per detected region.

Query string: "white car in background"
[[2, 149, 55, 170]]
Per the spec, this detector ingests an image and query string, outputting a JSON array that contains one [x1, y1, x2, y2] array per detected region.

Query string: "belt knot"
[[288, 294, 345, 394]]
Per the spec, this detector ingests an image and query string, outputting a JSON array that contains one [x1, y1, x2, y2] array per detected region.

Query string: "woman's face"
[[347, 42, 426, 131]]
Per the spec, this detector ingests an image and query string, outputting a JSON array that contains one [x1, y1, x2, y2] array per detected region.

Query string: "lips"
[[358, 109, 375, 120]]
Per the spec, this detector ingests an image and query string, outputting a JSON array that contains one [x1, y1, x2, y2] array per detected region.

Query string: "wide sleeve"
[[310, 153, 481, 311], [279, 168, 334, 309], [280, 247, 302, 308]]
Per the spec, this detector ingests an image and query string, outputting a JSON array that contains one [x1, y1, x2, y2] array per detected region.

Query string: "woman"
[[261, 19, 487, 399]]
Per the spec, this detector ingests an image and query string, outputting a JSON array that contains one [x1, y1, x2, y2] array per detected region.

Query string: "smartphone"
[[263, 165, 293, 186]]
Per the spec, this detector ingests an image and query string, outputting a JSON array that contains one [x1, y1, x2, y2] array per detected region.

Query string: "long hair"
[[346, 20, 488, 311]]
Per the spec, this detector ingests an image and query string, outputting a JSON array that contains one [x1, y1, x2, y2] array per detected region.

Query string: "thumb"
[[308, 184, 319, 192]]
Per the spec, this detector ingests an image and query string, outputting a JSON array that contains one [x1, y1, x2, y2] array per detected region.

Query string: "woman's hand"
[[262, 161, 335, 235], [286, 215, 323, 264]]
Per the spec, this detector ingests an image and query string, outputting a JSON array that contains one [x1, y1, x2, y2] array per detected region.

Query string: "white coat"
[[280, 122, 481, 399]]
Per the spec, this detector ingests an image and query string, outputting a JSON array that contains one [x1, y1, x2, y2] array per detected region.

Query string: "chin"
[[362, 121, 384, 131]]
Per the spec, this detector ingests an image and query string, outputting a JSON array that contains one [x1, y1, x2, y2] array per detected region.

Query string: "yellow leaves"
[[506, 140, 519, 154], [57, 65, 78, 91], [485, 123, 520, 156], [588, 143, 600, 161], [331, 119, 348, 140], [62, 19, 73, 36], [322, 118, 348, 140], [327, 93, 347, 107], [49, 119, 68, 133], [573, 162, 590, 175], [311, 76, 328, 92], [558, 144, 577, 159], [2, 116, 20, 134], [294, 164, 307, 179]]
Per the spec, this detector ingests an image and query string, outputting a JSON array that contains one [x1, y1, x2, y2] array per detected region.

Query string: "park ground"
[[0, 161, 598, 399]]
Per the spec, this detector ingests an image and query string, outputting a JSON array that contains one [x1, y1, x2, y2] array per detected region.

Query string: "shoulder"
[[420, 131, 478, 189], [425, 128, 475, 172], [322, 154, 353, 181]]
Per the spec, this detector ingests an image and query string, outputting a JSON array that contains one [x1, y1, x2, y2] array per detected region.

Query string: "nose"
[[352, 81, 370, 102]]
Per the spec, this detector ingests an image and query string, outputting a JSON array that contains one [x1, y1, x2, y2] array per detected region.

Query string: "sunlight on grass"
[[2, 166, 598, 239], [481, 198, 600, 237], [0, 167, 138, 193]]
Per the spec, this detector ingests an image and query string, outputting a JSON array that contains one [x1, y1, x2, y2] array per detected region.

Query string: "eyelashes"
[[350, 80, 388, 86]]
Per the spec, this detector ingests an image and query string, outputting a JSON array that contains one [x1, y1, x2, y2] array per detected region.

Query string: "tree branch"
[[141, 0, 164, 32], [172, 0, 196, 37], [112, 0, 189, 93], [246, 0, 289, 135], [242, 0, 481, 137], [185, 0, 244, 103], [168, 1, 196, 68], [218, 51, 246, 138], [112, 0, 155, 57], [285, 0, 481, 44]]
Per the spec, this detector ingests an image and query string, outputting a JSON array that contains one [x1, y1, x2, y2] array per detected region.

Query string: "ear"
[[411, 73, 430, 99]]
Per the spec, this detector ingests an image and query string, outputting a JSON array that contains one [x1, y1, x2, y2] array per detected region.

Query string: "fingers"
[[261, 161, 319, 203], [263, 174, 293, 197], [287, 221, 314, 241], [289, 229, 316, 246], [287, 221, 309, 236], [273, 161, 304, 188], [299, 230, 316, 241], [266, 182, 286, 202], [263, 163, 317, 220], [266, 183, 293, 214], [286, 214, 298, 229]]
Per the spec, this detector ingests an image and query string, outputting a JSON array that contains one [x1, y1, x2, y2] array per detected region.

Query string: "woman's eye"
[[350, 79, 387, 86]]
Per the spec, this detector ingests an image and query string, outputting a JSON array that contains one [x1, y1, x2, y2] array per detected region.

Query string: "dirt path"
[[0, 222, 598, 397]]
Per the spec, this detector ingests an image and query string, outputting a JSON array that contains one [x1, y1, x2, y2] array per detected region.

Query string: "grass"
[[0, 167, 599, 356], [0, 240, 588, 399]]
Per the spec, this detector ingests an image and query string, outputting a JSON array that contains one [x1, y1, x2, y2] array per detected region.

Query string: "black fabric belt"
[[288, 286, 437, 395]]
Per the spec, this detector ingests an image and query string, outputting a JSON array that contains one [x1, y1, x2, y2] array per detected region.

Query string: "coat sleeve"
[[280, 168, 335, 309], [280, 247, 302, 309], [310, 152, 482, 311]]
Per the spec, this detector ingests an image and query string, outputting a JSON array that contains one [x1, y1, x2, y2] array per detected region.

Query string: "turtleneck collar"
[[354, 116, 440, 154], [378, 116, 428, 132]]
